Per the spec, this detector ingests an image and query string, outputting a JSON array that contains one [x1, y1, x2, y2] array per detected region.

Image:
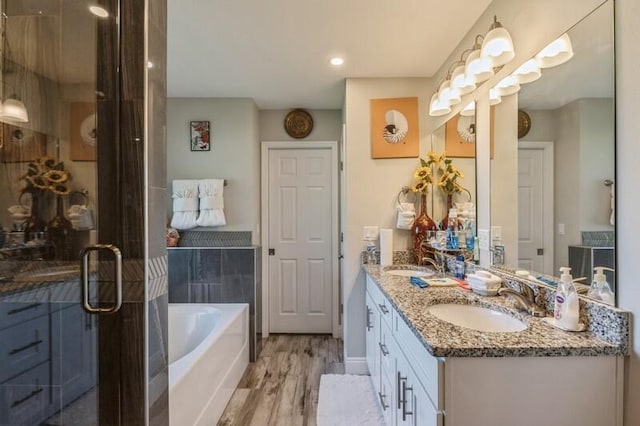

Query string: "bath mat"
[[316, 374, 385, 426]]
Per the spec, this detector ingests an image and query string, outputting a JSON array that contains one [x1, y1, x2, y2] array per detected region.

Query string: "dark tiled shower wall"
[[168, 247, 262, 360]]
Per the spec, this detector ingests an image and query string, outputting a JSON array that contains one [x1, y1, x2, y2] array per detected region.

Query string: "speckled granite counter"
[[363, 264, 629, 357]]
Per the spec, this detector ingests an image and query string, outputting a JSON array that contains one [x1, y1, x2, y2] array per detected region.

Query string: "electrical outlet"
[[478, 229, 490, 250], [363, 226, 380, 241]]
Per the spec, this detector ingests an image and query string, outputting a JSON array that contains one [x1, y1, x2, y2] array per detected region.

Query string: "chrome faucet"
[[498, 283, 546, 317], [419, 257, 445, 278]]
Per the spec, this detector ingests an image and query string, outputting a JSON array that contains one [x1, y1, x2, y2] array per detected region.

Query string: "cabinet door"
[[396, 352, 441, 426], [365, 291, 380, 393], [52, 304, 97, 408]]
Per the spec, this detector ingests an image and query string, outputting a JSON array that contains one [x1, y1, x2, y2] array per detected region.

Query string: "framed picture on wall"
[[370, 97, 419, 159], [69, 102, 96, 161], [190, 120, 210, 151]]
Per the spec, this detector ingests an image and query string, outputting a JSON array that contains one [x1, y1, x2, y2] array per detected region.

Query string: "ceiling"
[[167, 0, 493, 110]]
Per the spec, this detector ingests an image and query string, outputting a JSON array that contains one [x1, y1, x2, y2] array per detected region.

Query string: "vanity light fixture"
[[489, 88, 502, 106], [481, 16, 515, 67], [429, 92, 451, 117], [494, 75, 520, 96], [2, 96, 28, 123], [535, 33, 573, 68], [460, 101, 475, 117], [437, 80, 461, 106], [513, 58, 542, 84], [450, 63, 476, 95], [465, 36, 494, 84]]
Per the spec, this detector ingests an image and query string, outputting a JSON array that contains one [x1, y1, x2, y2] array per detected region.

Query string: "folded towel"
[[196, 179, 226, 227], [171, 179, 199, 230], [67, 204, 94, 230]]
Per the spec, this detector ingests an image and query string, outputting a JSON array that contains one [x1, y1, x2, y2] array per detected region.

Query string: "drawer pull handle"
[[366, 307, 373, 331], [397, 371, 407, 407], [401, 379, 414, 420], [7, 303, 42, 315], [378, 342, 389, 356], [378, 391, 389, 411], [378, 304, 389, 314], [10, 387, 43, 408], [9, 339, 43, 355]]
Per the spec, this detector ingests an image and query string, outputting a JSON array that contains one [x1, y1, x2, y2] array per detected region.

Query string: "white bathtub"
[[169, 303, 249, 426]]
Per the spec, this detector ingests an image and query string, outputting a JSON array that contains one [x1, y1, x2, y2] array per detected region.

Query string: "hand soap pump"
[[587, 267, 615, 305], [554, 267, 580, 330]]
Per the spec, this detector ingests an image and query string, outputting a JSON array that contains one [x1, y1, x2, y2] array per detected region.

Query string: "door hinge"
[[537, 248, 544, 255], [340, 232, 344, 242], [269, 248, 275, 256], [340, 303, 343, 316], [340, 161, 344, 171]]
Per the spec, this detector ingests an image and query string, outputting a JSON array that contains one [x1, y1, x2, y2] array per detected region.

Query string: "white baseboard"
[[344, 357, 369, 375]]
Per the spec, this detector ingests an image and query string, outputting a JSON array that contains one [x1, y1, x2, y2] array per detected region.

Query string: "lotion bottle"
[[587, 267, 615, 305], [554, 267, 580, 330]]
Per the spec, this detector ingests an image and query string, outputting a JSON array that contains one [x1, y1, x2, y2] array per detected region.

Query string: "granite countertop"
[[364, 264, 627, 357]]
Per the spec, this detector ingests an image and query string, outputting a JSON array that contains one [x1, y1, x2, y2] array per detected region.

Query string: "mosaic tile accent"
[[178, 230, 253, 247], [363, 263, 629, 357], [581, 231, 615, 247]]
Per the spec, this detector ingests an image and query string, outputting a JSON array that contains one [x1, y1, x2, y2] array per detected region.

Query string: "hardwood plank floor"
[[218, 334, 344, 426]]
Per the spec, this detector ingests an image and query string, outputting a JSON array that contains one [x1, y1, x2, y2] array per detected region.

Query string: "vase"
[[411, 193, 437, 263], [48, 196, 73, 260], [24, 192, 46, 235], [439, 194, 454, 230]]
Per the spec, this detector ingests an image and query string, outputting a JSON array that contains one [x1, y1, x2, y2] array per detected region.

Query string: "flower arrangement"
[[19, 156, 71, 196], [411, 151, 441, 194], [436, 154, 465, 195]]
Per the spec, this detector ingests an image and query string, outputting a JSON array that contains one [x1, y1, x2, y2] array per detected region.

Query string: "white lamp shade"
[[3, 98, 29, 123], [495, 75, 521, 96], [429, 92, 451, 117], [535, 33, 573, 68], [437, 80, 461, 106], [489, 88, 502, 105], [465, 49, 494, 83], [513, 58, 542, 84], [481, 26, 515, 67], [460, 102, 476, 117], [451, 64, 476, 95]]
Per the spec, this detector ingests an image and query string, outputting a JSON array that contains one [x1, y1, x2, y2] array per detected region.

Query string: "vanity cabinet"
[[365, 275, 623, 426], [0, 284, 96, 425]]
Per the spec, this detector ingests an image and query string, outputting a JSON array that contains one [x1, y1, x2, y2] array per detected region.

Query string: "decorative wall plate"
[[518, 109, 531, 138], [284, 109, 313, 138]]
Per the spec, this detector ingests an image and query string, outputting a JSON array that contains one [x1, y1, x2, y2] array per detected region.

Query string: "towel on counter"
[[196, 179, 226, 227], [170, 180, 199, 230]]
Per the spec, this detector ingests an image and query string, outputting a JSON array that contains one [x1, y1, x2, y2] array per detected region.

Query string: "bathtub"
[[169, 303, 249, 426]]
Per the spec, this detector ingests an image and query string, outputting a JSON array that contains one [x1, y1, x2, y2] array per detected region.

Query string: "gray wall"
[[166, 98, 260, 238]]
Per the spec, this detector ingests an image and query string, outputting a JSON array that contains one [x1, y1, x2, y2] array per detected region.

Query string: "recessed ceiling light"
[[89, 5, 109, 18], [147, 61, 154, 69], [329, 57, 344, 66]]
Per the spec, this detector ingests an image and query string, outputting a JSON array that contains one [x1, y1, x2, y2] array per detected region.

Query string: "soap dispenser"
[[587, 267, 615, 305], [554, 267, 580, 330]]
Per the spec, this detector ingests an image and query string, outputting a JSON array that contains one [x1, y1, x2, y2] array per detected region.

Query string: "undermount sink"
[[426, 304, 527, 333], [383, 266, 434, 278]]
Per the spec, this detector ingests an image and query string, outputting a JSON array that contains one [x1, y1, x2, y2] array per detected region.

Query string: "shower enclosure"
[[0, 0, 167, 424]]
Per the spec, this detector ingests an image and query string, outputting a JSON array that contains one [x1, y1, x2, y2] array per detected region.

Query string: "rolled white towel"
[[171, 179, 199, 230], [196, 179, 226, 227]]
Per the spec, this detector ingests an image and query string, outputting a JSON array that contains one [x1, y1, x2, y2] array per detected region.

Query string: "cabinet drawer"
[[0, 361, 52, 426], [0, 300, 48, 330], [366, 276, 392, 327], [379, 318, 395, 381], [0, 314, 51, 383], [394, 311, 443, 411]]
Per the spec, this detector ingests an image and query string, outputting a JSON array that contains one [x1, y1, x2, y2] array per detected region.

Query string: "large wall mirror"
[[490, 1, 615, 303]]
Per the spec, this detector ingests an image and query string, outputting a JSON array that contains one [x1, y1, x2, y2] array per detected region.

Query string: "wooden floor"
[[218, 334, 344, 426]]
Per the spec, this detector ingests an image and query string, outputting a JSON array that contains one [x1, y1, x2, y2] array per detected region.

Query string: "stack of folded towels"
[[466, 270, 502, 296], [170, 179, 226, 230]]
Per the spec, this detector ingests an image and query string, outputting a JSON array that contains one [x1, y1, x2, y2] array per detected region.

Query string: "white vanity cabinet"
[[365, 275, 624, 426]]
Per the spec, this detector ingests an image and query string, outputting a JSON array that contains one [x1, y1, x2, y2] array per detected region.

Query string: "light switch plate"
[[490, 225, 502, 241], [558, 223, 565, 235], [478, 229, 490, 250], [363, 226, 380, 241]]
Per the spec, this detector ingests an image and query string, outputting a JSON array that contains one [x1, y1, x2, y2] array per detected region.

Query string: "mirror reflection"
[[490, 1, 615, 302]]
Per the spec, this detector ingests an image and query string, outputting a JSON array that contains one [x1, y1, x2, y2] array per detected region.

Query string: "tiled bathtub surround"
[[363, 263, 629, 358]]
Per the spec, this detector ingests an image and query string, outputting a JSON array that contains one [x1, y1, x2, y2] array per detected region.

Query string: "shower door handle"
[[81, 244, 123, 314]]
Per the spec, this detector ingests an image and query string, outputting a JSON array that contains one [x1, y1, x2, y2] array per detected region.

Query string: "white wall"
[[343, 77, 435, 366], [616, 0, 640, 424], [166, 98, 260, 236]]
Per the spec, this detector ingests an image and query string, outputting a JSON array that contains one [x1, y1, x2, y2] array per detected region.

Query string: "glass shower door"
[[0, 1, 130, 424]]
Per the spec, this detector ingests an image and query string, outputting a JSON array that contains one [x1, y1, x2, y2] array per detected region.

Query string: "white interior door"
[[267, 146, 335, 333], [518, 143, 553, 275]]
